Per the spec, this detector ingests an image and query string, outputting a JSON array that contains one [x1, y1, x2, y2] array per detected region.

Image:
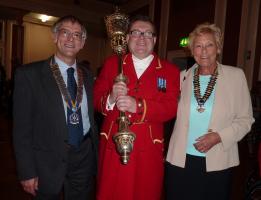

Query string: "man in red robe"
[[94, 15, 180, 200]]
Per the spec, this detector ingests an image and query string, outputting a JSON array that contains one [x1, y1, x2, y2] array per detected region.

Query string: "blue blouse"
[[186, 72, 216, 157]]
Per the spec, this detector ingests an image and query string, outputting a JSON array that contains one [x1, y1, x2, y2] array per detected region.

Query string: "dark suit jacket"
[[13, 57, 98, 193]]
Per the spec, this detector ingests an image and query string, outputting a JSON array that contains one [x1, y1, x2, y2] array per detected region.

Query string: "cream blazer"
[[166, 63, 254, 172]]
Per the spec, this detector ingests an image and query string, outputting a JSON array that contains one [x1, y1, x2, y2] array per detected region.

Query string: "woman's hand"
[[193, 131, 221, 153]]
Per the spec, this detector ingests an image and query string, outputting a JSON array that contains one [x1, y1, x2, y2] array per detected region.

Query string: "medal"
[[157, 77, 167, 92], [197, 106, 205, 113], [69, 112, 80, 124]]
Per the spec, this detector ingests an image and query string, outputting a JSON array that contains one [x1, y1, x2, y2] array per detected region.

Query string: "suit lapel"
[[122, 54, 138, 82], [139, 55, 158, 82], [180, 66, 194, 124], [79, 65, 95, 128], [40, 59, 67, 137]]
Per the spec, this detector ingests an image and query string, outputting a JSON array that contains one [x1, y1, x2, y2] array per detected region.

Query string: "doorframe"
[[237, 0, 260, 88]]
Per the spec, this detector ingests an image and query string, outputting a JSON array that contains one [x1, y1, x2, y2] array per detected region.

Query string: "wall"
[[259, 57, 261, 81], [23, 22, 56, 64], [237, 0, 260, 88], [4, 21, 13, 79], [222, 0, 243, 66], [77, 33, 108, 75], [252, 1, 261, 85], [167, 0, 215, 52], [165, 0, 215, 70]]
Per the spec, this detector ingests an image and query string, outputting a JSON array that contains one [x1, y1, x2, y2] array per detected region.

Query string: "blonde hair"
[[188, 23, 223, 54]]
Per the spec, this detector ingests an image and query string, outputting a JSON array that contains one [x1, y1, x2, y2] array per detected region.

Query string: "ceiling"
[[97, 0, 130, 5], [0, 6, 28, 20], [0, 0, 146, 21], [0, 0, 149, 34]]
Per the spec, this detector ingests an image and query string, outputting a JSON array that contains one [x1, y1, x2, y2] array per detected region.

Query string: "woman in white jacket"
[[165, 23, 254, 200]]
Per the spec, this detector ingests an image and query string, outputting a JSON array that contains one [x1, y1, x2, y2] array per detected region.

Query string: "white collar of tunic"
[[132, 54, 154, 78]]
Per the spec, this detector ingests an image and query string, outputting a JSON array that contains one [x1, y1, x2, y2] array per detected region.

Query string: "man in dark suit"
[[13, 15, 98, 200]]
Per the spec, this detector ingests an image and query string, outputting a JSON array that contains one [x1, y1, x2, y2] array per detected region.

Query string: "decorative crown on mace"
[[104, 7, 129, 55]]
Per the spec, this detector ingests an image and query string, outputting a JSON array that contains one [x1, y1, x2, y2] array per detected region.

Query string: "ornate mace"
[[105, 8, 136, 164]]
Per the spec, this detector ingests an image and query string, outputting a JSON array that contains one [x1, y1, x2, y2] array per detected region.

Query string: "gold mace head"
[[113, 130, 136, 164], [104, 7, 129, 55]]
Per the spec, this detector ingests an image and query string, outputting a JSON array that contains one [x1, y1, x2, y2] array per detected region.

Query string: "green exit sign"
[[179, 37, 189, 47]]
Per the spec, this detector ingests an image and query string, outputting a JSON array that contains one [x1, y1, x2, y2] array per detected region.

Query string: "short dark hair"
[[52, 15, 87, 39], [128, 15, 156, 35]]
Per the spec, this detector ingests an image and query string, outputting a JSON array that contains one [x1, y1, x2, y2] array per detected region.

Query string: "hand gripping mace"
[[104, 8, 136, 164]]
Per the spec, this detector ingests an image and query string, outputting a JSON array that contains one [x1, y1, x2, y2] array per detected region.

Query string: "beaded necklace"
[[193, 66, 218, 113]]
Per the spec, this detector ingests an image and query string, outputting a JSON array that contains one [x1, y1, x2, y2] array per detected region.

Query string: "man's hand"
[[116, 95, 136, 113], [21, 177, 38, 196], [109, 82, 128, 104]]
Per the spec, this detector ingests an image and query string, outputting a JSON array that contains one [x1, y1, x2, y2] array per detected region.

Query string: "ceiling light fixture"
[[40, 15, 50, 22]]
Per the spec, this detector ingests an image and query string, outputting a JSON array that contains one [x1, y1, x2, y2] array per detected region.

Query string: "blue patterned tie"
[[67, 67, 83, 148]]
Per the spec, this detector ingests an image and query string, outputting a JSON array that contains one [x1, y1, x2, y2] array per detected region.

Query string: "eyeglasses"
[[129, 30, 155, 39], [58, 28, 85, 41]]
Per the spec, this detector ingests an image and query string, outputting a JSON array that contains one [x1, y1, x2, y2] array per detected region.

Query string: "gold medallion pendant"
[[197, 106, 205, 113]]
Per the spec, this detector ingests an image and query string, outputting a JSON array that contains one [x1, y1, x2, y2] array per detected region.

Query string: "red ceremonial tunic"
[[94, 53, 180, 200]]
